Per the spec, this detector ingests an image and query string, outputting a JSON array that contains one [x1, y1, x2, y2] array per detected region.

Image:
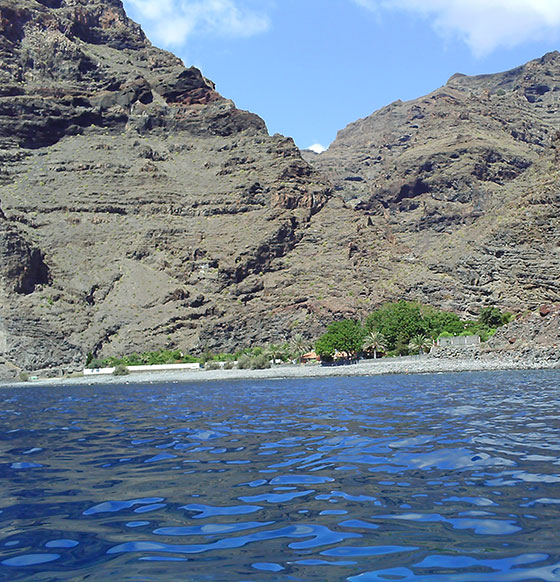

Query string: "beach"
[[4, 352, 558, 387]]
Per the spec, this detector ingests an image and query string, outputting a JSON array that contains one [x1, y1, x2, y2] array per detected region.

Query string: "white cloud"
[[125, 0, 270, 47], [353, 0, 560, 56], [307, 143, 327, 153]]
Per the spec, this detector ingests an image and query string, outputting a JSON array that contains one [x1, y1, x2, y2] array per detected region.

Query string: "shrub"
[[479, 307, 504, 328], [437, 331, 454, 339], [87, 358, 104, 369], [236, 354, 271, 369], [502, 311, 515, 325], [97, 349, 201, 368], [112, 364, 129, 376], [18, 371, 29, 382], [237, 355, 251, 369], [421, 306, 465, 337], [250, 354, 271, 369], [463, 324, 494, 342], [204, 361, 221, 370]]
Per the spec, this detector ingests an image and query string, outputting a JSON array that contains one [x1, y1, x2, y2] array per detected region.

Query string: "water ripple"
[[1, 370, 559, 580]]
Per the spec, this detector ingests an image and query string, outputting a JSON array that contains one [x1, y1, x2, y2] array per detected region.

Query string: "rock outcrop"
[[1, 0, 558, 376], [0, 0, 329, 373], [309, 52, 560, 316], [486, 304, 560, 351]]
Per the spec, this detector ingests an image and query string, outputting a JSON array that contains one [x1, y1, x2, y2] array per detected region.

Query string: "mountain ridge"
[[0, 0, 558, 378], [308, 50, 560, 314], [0, 0, 330, 376]]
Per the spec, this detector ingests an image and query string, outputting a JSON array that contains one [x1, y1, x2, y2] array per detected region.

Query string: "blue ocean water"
[[1, 369, 559, 581]]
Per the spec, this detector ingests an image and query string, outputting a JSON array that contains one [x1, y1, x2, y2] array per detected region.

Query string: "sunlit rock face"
[[0, 0, 330, 374], [308, 52, 560, 317], [0, 0, 558, 377]]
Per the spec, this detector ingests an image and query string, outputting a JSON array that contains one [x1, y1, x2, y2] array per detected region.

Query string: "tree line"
[[86, 302, 512, 368], [315, 301, 512, 361]]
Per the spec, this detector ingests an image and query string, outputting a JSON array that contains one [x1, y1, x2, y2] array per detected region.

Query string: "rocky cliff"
[[1, 0, 558, 377], [308, 52, 560, 317], [0, 0, 329, 376]]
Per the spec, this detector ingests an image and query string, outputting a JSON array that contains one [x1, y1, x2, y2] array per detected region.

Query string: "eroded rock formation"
[[1, 0, 558, 376], [0, 0, 329, 374], [308, 52, 560, 317]]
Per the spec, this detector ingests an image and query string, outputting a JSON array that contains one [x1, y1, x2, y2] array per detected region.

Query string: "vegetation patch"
[[315, 301, 512, 359], [112, 364, 129, 376], [85, 302, 513, 369]]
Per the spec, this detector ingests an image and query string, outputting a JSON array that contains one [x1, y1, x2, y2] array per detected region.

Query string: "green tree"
[[421, 305, 465, 338], [266, 343, 283, 364], [315, 320, 364, 360], [362, 331, 387, 359], [365, 301, 427, 355], [290, 334, 310, 362]]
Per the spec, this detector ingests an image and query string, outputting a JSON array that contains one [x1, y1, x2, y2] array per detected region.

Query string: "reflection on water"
[[1, 370, 560, 581]]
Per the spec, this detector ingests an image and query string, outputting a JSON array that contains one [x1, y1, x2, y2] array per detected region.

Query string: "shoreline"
[[2, 354, 559, 387]]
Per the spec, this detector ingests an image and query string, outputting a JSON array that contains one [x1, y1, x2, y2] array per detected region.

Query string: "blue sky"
[[122, 0, 560, 151]]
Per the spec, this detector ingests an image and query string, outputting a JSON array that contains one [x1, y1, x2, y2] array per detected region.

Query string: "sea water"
[[1, 370, 559, 581]]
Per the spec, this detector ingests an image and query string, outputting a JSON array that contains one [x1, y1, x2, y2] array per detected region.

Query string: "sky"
[[122, 0, 560, 152]]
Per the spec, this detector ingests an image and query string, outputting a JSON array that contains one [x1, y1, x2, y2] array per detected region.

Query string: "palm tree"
[[266, 343, 283, 365], [290, 333, 310, 363], [363, 331, 387, 359], [408, 334, 432, 355]]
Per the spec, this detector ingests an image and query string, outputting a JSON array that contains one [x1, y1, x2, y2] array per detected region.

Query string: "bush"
[[237, 355, 251, 369], [479, 307, 504, 328], [96, 349, 201, 368], [112, 364, 129, 376], [236, 354, 271, 369], [223, 361, 234, 370], [250, 354, 271, 369], [87, 358, 104, 369], [502, 311, 515, 325], [18, 371, 29, 382], [393, 338, 410, 357], [421, 306, 465, 337], [212, 353, 236, 362], [437, 331, 454, 339], [204, 361, 221, 370], [463, 324, 494, 342]]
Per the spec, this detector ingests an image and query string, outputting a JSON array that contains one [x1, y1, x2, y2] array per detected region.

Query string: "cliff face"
[[1, 0, 558, 377], [0, 0, 330, 375], [308, 52, 560, 316]]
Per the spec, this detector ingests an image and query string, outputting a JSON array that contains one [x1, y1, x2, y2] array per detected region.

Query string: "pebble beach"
[[5, 353, 558, 387]]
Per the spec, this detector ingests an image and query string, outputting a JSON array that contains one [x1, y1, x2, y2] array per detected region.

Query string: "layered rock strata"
[[1, 0, 559, 376], [0, 0, 329, 374], [309, 53, 560, 316]]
